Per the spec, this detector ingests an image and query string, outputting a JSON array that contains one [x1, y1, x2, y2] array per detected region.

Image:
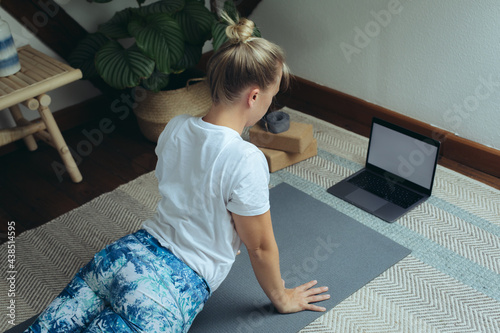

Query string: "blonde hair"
[[206, 13, 290, 105]]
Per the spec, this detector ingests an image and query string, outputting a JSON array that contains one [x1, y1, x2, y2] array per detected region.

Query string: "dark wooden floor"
[[1, 103, 499, 244]]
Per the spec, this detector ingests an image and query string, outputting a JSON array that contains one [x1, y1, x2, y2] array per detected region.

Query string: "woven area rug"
[[1, 107, 499, 332]]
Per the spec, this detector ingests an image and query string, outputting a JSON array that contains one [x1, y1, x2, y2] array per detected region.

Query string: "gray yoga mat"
[[190, 183, 411, 333], [7, 183, 410, 333]]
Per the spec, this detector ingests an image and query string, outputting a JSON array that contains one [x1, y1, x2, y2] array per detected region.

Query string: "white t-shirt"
[[142, 115, 270, 291]]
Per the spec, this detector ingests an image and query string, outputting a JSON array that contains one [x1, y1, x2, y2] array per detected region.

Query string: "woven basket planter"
[[133, 79, 212, 142]]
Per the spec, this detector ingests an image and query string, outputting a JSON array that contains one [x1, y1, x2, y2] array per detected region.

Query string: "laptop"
[[327, 117, 441, 222]]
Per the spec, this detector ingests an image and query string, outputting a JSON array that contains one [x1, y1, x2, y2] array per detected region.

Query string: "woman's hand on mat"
[[233, 211, 329, 313], [276, 280, 330, 313]]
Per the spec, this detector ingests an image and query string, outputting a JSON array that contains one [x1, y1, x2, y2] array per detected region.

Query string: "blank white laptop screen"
[[367, 123, 439, 189]]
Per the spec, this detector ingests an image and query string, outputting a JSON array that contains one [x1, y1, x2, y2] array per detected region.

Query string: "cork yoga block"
[[249, 122, 314, 154], [259, 139, 318, 173]]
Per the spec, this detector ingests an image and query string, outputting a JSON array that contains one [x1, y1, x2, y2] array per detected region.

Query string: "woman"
[[25, 14, 329, 333]]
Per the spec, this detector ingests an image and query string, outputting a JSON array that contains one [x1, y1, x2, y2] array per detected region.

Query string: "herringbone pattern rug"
[[1, 108, 499, 332]]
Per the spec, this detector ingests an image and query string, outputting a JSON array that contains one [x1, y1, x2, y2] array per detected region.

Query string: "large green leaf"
[[95, 40, 155, 90], [128, 13, 185, 74], [211, 21, 228, 51], [171, 42, 202, 71], [252, 25, 262, 38], [141, 70, 170, 92], [98, 8, 136, 39], [141, 0, 184, 15], [222, 0, 239, 22], [68, 32, 109, 79], [175, 0, 214, 45], [88, 0, 145, 4]]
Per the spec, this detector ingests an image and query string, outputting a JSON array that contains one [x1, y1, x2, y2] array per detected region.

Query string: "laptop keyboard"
[[348, 171, 424, 209]]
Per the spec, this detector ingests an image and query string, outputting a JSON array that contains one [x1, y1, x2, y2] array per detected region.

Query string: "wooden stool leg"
[[37, 94, 83, 183], [9, 104, 38, 151]]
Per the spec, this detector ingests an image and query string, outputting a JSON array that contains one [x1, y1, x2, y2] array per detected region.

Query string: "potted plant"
[[69, 0, 259, 141]]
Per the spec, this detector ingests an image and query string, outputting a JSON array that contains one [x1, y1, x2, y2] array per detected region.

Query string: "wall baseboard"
[[3, 75, 499, 180], [282, 76, 500, 179]]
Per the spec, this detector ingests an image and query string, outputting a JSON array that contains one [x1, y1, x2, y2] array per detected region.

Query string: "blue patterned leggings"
[[25, 230, 210, 333]]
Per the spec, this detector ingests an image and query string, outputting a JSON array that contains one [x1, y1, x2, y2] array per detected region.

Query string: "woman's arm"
[[232, 210, 330, 313]]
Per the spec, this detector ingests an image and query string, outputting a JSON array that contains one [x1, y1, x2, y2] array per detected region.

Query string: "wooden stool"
[[0, 45, 83, 183]]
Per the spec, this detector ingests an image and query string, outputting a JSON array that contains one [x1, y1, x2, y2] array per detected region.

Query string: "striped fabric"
[[0, 34, 20, 76], [1, 108, 499, 332]]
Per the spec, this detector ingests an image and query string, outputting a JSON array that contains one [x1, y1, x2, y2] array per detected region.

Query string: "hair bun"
[[223, 14, 255, 44]]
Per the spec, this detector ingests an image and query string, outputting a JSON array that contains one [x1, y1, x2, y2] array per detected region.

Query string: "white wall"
[[2, 0, 499, 151], [251, 0, 500, 151]]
